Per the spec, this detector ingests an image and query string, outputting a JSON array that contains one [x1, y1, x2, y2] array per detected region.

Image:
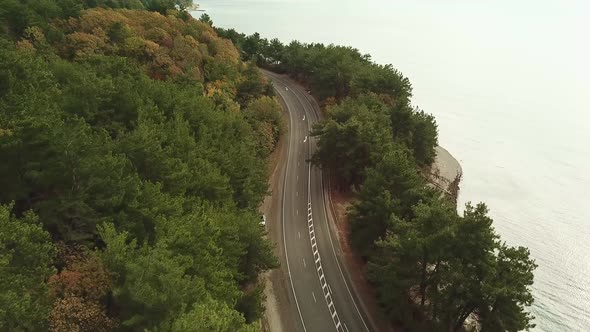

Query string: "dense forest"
[[0, 2, 283, 331], [216, 22, 537, 332], [0, 1, 538, 330]]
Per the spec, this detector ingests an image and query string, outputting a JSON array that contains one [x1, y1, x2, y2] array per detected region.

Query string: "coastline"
[[429, 146, 463, 203], [259, 70, 464, 331], [325, 146, 463, 332]]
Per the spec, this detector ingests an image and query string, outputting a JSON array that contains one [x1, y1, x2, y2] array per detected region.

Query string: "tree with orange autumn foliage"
[[1, 1, 280, 330], [53, 8, 239, 83], [49, 246, 112, 301], [48, 246, 116, 332], [50, 298, 114, 332]]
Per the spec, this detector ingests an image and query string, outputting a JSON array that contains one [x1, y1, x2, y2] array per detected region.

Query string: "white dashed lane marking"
[[307, 202, 345, 331]]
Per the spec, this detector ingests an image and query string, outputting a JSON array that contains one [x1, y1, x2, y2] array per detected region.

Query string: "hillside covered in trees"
[[216, 23, 537, 332], [0, 2, 283, 331]]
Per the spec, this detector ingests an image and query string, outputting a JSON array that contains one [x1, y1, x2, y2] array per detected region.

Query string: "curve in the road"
[[266, 70, 374, 332], [277, 78, 373, 332], [279, 87, 308, 332]]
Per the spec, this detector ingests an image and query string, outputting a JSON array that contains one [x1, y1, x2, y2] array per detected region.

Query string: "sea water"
[[195, 1, 590, 330]]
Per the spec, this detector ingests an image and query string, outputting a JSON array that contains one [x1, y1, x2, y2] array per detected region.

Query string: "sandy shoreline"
[[429, 146, 463, 199], [260, 71, 463, 331], [434, 146, 462, 182], [262, 141, 462, 332]]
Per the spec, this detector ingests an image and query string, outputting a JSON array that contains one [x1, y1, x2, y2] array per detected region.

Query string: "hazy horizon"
[[196, 0, 590, 330]]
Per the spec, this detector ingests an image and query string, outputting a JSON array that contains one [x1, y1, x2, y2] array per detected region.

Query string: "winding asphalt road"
[[264, 71, 375, 332]]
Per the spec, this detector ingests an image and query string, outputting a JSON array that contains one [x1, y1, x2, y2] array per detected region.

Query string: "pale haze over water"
[[196, 1, 590, 330]]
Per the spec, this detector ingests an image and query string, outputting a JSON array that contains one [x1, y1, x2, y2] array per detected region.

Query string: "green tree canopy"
[[212, 23, 535, 332], [0, 204, 55, 331], [0, 3, 278, 329], [369, 201, 536, 331]]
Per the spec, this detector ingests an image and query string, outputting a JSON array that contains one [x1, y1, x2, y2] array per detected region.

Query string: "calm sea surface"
[[195, 1, 590, 330]]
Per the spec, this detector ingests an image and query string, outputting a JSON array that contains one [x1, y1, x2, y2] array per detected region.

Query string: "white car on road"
[[260, 214, 267, 227]]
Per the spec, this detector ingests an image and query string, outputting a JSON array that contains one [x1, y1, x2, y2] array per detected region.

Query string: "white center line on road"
[[275, 81, 308, 332], [298, 231, 301, 239], [271, 74, 368, 332], [296, 191, 298, 197], [306, 135, 345, 331], [303, 258, 306, 268], [286, 75, 370, 332], [312, 292, 317, 303]]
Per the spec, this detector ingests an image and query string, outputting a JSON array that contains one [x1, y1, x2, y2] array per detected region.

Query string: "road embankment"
[[326, 146, 462, 332]]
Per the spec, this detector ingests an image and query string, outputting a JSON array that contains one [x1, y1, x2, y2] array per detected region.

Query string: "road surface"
[[264, 71, 374, 332]]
